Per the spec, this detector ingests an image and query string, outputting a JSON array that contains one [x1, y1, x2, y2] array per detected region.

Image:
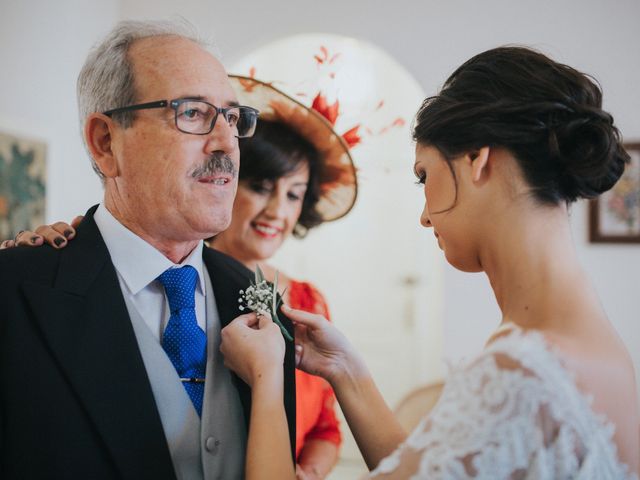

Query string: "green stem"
[[273, 311, 293, 342]]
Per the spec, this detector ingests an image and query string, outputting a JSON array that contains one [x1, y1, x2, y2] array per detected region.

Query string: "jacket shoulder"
[[203, 246, 254, 282], [0, 244, 60, 285]]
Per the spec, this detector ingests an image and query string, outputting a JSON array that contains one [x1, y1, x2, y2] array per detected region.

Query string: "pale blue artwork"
[[0, 132, 46, 239]]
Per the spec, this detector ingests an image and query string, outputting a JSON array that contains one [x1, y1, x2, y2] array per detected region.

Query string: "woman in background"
[[220, 46, 639, 479], [211, 76, 357, 480]]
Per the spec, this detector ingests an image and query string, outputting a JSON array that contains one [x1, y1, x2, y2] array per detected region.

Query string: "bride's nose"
[[420, 202, 432, 228]]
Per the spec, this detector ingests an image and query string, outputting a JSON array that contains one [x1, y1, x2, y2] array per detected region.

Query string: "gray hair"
[[77, 19, 210, 177]]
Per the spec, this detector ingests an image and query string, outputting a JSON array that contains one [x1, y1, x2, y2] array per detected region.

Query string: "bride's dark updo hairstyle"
[[413, 46, 629, 204]]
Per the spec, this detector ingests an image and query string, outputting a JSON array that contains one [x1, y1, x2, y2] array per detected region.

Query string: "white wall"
[[0, 0, 119, 221], [2, 0, 639, 384]]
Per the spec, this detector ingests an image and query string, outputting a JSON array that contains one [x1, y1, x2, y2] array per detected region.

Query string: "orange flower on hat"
[[341, 125, 361, 148], [313, 46, 341, 66], [237, 67, 261, 92], [311, 93, 339, 126]]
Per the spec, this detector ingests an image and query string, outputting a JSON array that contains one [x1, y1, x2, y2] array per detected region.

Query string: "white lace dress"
[[370, 330, 636, 479]]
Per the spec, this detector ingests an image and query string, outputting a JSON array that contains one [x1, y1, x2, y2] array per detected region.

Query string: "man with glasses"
[[0, 20, 295, 480]]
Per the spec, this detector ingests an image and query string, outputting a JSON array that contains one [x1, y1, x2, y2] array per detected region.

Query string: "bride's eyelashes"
[[414, 171, 427, 186]]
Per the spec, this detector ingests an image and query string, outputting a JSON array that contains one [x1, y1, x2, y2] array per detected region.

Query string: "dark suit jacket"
[[0, 206, 296, 479]]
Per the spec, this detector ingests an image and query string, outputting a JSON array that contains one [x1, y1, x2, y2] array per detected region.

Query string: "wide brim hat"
[[229, 75, 358, 222]]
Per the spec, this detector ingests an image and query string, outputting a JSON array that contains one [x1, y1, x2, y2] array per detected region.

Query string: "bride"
[[220, 46, 640, 479]]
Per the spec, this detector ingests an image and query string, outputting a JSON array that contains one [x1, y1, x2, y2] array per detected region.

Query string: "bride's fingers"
[[228, 312, 260, 329], [257, 313, 274, 329], [293, 323, 309, 342], [295, 344, 303, 367], [282, 305, 326, 328]]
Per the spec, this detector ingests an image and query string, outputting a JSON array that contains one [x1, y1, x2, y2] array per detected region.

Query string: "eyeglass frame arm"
[[103, 100, 169, 117]]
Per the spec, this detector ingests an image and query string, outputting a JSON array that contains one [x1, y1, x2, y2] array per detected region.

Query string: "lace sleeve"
[[368, 333, 633, 479]]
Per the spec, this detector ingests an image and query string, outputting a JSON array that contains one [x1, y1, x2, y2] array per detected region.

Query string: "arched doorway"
[[231, 33, 445, 476]]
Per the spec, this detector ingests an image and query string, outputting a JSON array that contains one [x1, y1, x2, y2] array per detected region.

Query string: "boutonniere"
[[238, 265, 293, 341]]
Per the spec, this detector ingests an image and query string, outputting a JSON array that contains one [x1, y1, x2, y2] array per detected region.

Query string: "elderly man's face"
[[111, 36, 240, 242]]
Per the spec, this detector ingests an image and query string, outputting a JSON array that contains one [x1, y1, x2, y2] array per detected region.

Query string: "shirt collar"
[[94, 204, 205, 295]]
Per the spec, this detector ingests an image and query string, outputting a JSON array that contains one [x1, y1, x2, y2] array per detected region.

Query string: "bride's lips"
[[251, 221, 283, 239]]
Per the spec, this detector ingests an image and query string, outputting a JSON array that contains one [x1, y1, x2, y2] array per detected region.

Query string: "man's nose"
[[204, 115, 238, 154]]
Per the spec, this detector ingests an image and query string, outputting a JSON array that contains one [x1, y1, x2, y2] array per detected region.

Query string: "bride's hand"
[[283, 305, 365, 386], [0, 216, 83, 250], [220, 313, 285, 387]]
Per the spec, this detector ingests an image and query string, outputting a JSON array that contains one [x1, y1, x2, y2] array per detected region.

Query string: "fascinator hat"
[[229, 74, 358, 222]]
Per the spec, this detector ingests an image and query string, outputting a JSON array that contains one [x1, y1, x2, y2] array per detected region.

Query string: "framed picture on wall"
[[589, 142, 640, 243], [0, 131, 47, 240]]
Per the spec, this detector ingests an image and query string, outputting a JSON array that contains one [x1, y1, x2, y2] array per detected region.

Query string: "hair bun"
[[547, 105, 629, 201], [412, 46, 630, 205]]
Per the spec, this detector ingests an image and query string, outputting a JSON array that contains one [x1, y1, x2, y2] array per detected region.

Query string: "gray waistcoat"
[[124, 269, 246, 479]]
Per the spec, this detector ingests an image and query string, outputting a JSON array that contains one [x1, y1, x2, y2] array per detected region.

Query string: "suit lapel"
[[202, 247, 253, 430], [21, 207, 176, 480]]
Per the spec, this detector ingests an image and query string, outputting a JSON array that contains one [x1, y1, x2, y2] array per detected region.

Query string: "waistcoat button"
[[205, 436, 220, 455]]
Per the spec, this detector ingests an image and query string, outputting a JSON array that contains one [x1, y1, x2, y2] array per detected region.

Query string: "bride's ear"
[[469, 146, 491, 183]]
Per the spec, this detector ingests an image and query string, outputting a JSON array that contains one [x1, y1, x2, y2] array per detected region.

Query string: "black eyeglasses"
[[103, 99, 259, 138]]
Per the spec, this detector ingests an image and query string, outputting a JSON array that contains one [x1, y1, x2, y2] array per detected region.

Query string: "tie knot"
[[157, 265, 198, 312]]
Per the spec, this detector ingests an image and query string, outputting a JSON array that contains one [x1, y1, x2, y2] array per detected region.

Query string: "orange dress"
[[289, 280, 342, 460]]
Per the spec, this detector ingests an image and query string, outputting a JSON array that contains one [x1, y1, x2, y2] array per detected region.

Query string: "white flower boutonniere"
[[238, 265, 293, 341]]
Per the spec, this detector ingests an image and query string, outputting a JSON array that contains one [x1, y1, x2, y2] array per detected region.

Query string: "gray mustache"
[[191, 152, 237, 179]]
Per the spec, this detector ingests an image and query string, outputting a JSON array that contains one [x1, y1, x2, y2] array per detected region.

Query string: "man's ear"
[[84, 113, 119, 178], [469, 146, 491, 183]]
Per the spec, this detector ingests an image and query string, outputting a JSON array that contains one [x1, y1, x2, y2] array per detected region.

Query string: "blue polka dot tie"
[[157, 266, 207, 416]]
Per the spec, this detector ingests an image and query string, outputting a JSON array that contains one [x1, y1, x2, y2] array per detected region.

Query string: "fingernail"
[[30, 236, 40, 244], [54, 237, 65, 247], [63, 229, 73, 238]]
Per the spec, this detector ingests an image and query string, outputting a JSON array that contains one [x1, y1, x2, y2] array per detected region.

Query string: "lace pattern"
[[370, 330, 636, 479]]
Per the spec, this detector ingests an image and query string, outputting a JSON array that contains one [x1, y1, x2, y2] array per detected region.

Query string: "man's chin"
[[202, 213, 232, 237]]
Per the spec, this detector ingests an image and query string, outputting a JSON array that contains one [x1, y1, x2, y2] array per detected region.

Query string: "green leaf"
[[246, 266, 292, 342], [272, 270, 278, 310], [276, 287, 287, 310], [255, 264, 265, 284]]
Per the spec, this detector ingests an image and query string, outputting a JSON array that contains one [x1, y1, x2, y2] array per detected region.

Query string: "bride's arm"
[[332, 364, 407, 470], [285, 306, 407, 470], [220, 313, 295, 480], [244, 365, 293, 479]]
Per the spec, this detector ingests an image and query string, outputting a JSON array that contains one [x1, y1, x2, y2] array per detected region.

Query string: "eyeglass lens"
[[174, 101, 257, 137]]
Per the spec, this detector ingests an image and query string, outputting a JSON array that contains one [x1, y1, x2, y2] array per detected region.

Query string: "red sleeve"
[[288, 280, 331, 319], [304, 384, 342, 446], [289, 281, 341, 447]]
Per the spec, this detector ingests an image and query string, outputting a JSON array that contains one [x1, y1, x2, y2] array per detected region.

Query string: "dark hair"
[[413, 46, 629, 204], [239, 120, 323, 237]]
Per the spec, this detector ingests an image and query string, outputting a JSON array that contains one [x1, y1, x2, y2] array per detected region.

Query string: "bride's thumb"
[[295, 344, 303, 367]]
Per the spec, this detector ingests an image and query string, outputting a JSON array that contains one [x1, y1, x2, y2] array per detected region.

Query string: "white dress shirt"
[[94, 204, 207, 340]]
